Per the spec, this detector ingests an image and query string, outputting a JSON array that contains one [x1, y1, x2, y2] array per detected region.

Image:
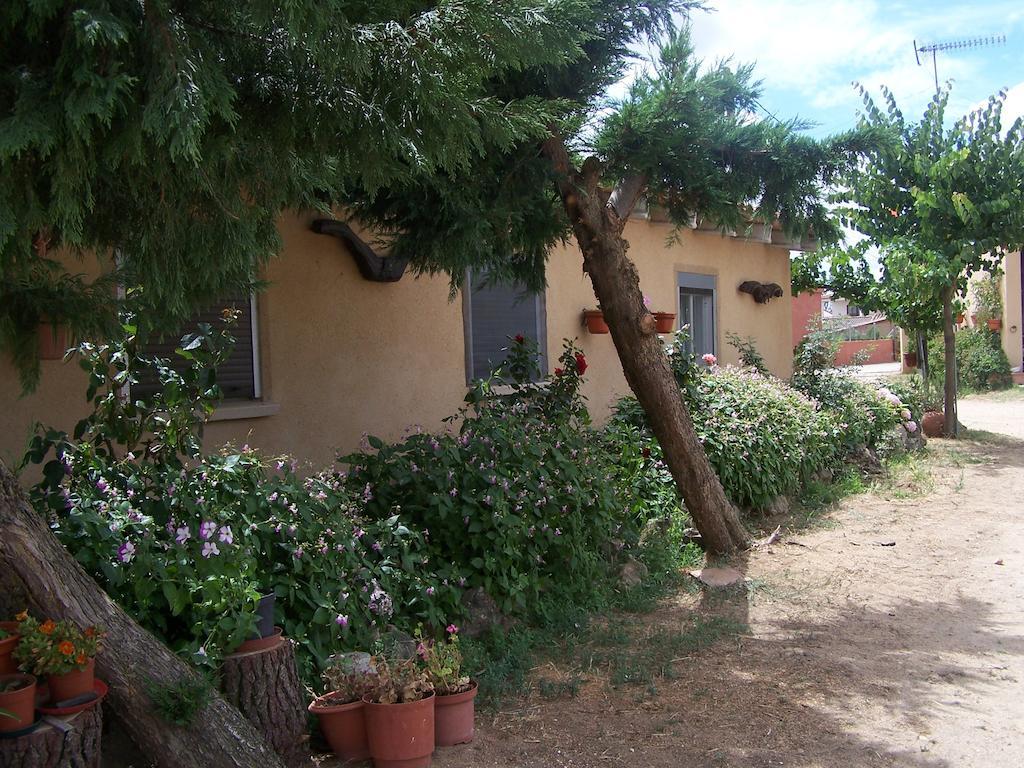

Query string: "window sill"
[[209, 401, 281, 422]]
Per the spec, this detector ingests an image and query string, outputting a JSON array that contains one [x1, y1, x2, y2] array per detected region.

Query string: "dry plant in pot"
[[308, 655, 379, 761], [12, 612, 104, 703], [0, 674, 37, 733], [419, 625, 477, 747], [362, 655, 435, 768]]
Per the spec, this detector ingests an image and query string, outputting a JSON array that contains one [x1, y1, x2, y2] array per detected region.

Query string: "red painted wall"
[[791, 289, 822, 347], [834, 339, 898, 367]]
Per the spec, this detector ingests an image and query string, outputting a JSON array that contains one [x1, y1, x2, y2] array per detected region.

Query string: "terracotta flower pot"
[[902, 352, 918, 369], [37, 322, 69, 361], [232, 626, 284, 655], [0, 674, 37, 732], [434, 681, 478, 747], [309, 695, 370, 761], [47, 658, 94, 703], [956, 313, 965, 324], [652, 312, 676, 334], [363, 692, 435, 768], [922, 411, 945, 438], [582, 310, 609, 334], [0, 623, 19, 675], [987, 318, 1002, 331]]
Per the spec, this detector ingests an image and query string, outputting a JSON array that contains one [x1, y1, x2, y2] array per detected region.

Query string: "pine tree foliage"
[[1, 1, 586, 385]]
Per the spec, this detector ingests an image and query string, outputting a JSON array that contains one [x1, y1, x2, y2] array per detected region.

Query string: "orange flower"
[[15, 610, 28, 622], [59, 641, 75, 656], [84, 627, 96, 638], [76, 653, 86, 665], [40, 620, 56, 635]]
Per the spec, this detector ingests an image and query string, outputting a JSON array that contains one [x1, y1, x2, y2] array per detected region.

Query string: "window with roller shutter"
[[463, 271, 547, 383], [133, 295, 260, 400]]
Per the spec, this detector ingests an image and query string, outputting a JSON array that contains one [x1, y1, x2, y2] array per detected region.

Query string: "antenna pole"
[[913, 34, 1006, 95]]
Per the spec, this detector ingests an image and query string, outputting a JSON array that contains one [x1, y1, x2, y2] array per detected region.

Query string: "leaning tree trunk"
[[542, 138, 748, 554], [942, 287, 958, 437], [0, 460, 288, 768]]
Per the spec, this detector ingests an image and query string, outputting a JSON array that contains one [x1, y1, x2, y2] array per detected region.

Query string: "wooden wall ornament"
[[738, 280, 784, 304], [311, 219, 410, 282]]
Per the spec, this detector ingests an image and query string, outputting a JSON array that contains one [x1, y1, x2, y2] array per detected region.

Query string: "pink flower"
[[117, 541, 135, 563], [335, 614, 349, 627], [701, 353, 717, 366], [905, 421, 918, 433], [201, 541, 220, 558], [446, 624, 459, 635]]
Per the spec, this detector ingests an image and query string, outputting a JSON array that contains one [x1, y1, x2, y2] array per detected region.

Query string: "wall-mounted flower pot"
[[0, 674, 36, 733], [434, 681, 477, 747], [47, 658, 95, 703], [309, 695, 370, 761], [987, 318, 1002, 331], [956, 313, 965, 324], [583, 310, 609, 334], [902, 352, 918, 369], [0, 622, 20, 675], [652, 312, 676, 334], [363, 692, 435, 768], [37, 322, 69, 360], [922, 411, 945, 438]]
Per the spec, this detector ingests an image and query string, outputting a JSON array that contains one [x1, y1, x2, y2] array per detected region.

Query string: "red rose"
[[515, 334, 525, 344], [555, 367, 564, 376], [574, 352, 588, 375]]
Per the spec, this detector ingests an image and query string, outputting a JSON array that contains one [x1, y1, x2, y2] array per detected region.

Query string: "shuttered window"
[[464, 272, 547, 383], [678, 272, 717, 361], [133, 295, 259, 400]]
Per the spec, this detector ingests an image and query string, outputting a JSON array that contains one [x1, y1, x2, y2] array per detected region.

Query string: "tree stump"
[[221, 636, 307, 766], [0, 703, 102, 768]]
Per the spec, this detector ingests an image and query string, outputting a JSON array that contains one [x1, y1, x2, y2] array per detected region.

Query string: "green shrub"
[[343, 339, 640, 619], [615, 333, 839, 511], [928, 328, 1011, 392]]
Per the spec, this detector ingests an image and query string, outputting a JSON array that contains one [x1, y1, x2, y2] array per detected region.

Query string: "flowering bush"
[[12, 614, 103, 676], [616, 336, 838, 511], [342, 338, 638, 617]]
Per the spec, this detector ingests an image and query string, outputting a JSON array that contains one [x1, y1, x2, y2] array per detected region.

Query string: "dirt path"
[[435, 433, 1024, 767]]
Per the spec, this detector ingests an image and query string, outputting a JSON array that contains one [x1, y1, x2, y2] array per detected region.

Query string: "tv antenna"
[[914, 35, 1006, 93]]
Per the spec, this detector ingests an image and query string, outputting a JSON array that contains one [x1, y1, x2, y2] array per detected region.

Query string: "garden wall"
[[834, 338, 897, 367]]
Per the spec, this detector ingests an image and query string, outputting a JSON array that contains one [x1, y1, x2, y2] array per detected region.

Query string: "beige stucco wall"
[[1001, 251, 1022, 371], [0, 213, 794, 470]]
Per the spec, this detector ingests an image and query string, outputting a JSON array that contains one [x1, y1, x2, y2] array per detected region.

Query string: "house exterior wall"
[[1001, 251, 1023, 371], [1, 213, 794, 471]]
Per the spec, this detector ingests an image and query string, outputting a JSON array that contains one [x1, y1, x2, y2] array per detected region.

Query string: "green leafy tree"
[[803, 86, 1024, 435], [348, 18, 870, 553]]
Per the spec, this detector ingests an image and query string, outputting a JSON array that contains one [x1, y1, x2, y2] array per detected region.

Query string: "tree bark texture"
[[0, 705, 102, 768], [942, 287, 958, 438], [542, 137, 748, 554], [0, 460, 288, 768], [221, 638, 308, 766]]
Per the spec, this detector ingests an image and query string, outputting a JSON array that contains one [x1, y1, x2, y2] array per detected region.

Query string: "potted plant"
[[362, 655, 435, 768], [902, 351, 918, 368], [973, 274, 1003, 333], [652, 312, 676, 334], [420, 626, 477, 747], [308, 655, 378, 761], [13, 614, 103, 703], [0, 623, 19, 675], [0, 674, 37, 733], [582, 309, 609, 334]]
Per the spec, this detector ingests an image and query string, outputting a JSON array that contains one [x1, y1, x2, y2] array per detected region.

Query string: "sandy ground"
[[428, 411, 1024, 767], [958, 391, 1024, 439]]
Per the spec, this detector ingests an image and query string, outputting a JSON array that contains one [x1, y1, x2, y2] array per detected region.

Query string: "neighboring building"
[[967, 251, 1023, 376], [792, 289, 898, 366], [1, 211, 803, 469]]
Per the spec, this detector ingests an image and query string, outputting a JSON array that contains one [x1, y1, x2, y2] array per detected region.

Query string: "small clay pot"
[[922, 411, 945, 438], [309, 695, 370, 761], [0, 622, 20, 675], [902, 352, 918, 369], [232, 626, 283, 655], [0, 674, 36, 732], [987, 318, 1002, 331], [363, 692, 435, 768], [652, 312, 676, 334], [434, 681, 478, 747], [582, 310, 609, 334], [47, 658, 94, 703]]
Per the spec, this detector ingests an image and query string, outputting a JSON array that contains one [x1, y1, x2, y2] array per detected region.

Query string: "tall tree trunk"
[[542, 138, 748, 554], [942, 287, 958, 437], [0, 460, 288, 768]]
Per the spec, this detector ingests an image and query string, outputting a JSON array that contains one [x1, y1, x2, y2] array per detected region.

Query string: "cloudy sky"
[[683, 1, 1024, 136]]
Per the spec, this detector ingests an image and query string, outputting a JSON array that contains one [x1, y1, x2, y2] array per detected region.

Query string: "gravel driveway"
[[957, 391, 1024, 439]]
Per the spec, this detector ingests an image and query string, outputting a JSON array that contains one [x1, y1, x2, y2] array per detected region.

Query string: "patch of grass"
[[872, 453, 934, 499], [794, 470, 865, 528], [149, 675, 213, 727], [536, 676, 582, 700], [960, 386, 1024, 402], [461, 626, 538, 709]]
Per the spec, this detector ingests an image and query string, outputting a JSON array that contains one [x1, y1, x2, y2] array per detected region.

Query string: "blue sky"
[[683, 1, 1024, 136]]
